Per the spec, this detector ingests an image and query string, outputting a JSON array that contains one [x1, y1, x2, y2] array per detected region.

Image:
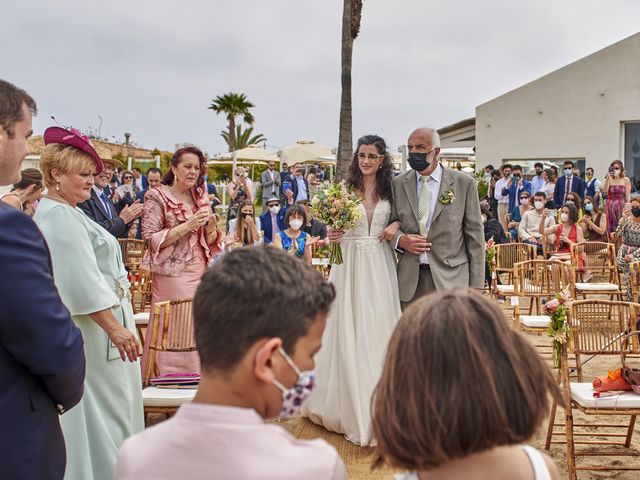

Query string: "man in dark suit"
[[290, 162, 309, 203], [0, 79, 85, 479], [553, 159, 585, 208], [135, 167, 162, 203], [131, 167, 148, 191], [78, 158, 143, 237], [260, 196, 289, 244]]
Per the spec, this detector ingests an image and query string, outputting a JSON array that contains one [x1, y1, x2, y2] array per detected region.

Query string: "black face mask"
[[408, 152, 430, 172], [632, 207, 640, 218], [240, 212, 252, 219]]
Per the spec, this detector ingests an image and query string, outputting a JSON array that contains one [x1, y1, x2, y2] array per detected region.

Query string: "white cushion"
[[133, 312, 150, 325], [520, 315, 551, 328], [498, 281, 541, 294], [570, 383, 640, 408], [142, 386, 196, 407], [575, 282, 620, 292]]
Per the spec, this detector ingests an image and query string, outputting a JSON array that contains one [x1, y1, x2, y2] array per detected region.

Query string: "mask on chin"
[[408, 152, 431, 172]]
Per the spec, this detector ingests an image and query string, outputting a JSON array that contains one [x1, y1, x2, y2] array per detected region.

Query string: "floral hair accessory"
[[44, 126, 104, 174]]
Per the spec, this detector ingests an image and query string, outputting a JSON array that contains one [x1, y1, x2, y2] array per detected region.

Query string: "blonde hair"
[[40, 144, 95, 188]]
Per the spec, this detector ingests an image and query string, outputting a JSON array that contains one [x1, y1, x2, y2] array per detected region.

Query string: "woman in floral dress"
[[614, 198, 640, 301]]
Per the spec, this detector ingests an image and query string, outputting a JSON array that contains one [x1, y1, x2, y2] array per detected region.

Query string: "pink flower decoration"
[[546, 298, 560, 314]]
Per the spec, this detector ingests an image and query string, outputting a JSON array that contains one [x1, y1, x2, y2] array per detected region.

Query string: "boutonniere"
[[439, 189, 455, 205]]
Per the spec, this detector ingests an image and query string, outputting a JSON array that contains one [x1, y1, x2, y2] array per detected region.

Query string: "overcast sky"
[[2, 0, 640, 155]]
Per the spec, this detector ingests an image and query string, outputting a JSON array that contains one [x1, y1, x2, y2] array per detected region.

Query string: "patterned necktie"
[[418, 175, 431, 236]]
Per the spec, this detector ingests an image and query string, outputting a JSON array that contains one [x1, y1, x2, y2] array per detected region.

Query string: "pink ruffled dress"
[[140, 184, 222, 378]]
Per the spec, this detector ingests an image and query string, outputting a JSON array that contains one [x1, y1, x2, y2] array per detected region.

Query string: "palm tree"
[[336, 0, 363, 181], [221, 125, 267, 150], [208, 93, 256, 152]]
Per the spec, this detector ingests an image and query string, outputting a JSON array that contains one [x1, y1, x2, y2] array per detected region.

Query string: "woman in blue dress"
[[272, 204, 313, 264]]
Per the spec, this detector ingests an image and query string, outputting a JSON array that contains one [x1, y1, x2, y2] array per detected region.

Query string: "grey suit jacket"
[[390, 166, 485, 302], [261, 169, 280, 200]]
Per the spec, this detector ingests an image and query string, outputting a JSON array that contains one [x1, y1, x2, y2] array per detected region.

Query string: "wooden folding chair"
[[544, 299, 640, 479], [142, 299, 197, 423], [629, 261, 640, 303], [129, 267, 153, 341], [490, 243, 536, 298], [118, 238, 147, 270], [512, 260, 572, 334], [569, 242, 622, 300]]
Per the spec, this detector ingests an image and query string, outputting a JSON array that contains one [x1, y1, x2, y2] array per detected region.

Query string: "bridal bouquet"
[[311, 181, 361, 265]]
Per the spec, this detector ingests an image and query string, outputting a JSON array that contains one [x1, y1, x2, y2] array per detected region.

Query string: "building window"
[[624, 122, 640, 192]]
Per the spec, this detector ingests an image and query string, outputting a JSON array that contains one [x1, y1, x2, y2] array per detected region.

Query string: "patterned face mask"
[[272, 348, 316, 419]]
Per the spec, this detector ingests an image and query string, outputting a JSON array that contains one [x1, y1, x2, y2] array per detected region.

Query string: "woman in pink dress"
[[141, 147, 222, 377], [604, 160, 631, 234]]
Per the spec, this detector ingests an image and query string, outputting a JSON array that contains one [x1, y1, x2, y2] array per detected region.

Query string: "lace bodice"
[[344, 200, 391, 239]]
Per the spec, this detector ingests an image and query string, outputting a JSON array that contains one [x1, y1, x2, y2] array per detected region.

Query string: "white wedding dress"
[[302, 199, 402, 445]]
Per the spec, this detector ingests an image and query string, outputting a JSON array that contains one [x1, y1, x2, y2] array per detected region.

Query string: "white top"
[[228, 217, 263, 246], [494, 177, 510, 204], [116, 403, 347, 480], [394, 445, 551, 480], [518, 209, 556, 241]]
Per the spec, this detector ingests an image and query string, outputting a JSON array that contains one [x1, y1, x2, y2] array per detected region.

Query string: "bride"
[[302, 134, 402, 446]]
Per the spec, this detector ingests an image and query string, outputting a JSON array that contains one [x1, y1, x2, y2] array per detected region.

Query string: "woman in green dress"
[[34, 127, 143, 480]]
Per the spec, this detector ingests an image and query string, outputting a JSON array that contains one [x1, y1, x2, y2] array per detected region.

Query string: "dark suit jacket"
[[304, 219, 328, 239], [135, 175, 149, 191], [260, 208, 288, 244], [0, 203, 85, 479], [553, 175, 585, 208], [78, 188, 128, 237], [290, 175, 310, 201]]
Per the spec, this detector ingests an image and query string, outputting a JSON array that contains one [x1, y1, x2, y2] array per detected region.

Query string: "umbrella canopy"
[[212, 144, 278, 163], [278, 140, 333, 165]]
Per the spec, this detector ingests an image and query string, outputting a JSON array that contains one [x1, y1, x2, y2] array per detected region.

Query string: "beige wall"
[[476, 33, 640, 181]]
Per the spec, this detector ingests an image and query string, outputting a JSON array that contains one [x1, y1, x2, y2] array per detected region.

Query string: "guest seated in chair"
[[519, 191, 556, 256], [540, 202, 583, 262], [116, 247, 347, 480], [372, 291, 561, 480], [613, 199, 640, 301]]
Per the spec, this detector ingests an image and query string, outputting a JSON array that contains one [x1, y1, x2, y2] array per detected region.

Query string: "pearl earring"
[[56, 182, 60, 191]]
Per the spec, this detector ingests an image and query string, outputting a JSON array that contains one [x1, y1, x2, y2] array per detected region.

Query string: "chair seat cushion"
[[142, 386, 196, 407], [520, 315, 551, 328], [575, 282, 620, 291], [570, 382, 640, 408], [133, 312, 150, 325], [498, 281, 541, 294]]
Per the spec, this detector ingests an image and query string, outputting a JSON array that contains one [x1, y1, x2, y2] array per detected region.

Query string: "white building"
[[440, 32, 640, 187]]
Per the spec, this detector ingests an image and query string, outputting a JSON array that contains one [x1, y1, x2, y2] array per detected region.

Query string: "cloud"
[[2, 0, 639, 154]]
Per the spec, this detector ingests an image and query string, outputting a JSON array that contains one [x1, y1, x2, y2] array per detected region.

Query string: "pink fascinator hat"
[[43, 126, 104, 174]]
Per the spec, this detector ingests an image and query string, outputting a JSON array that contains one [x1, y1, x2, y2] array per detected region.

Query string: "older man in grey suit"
[[389, 127, 484, 309]]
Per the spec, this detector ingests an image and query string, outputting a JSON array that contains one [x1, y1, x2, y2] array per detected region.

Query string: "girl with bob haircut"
[[372, 291, 560, 480]]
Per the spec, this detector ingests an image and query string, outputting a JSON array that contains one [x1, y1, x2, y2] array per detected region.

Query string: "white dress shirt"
[[416, 164, 443, 264], [494, 177, 510, 204]]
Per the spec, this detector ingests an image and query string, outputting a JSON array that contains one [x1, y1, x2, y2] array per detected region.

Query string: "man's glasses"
[[358, 153, 383, 161]]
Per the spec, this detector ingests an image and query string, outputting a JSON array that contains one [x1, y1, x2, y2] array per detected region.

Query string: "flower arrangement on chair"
[[546, 289, 572, 368]]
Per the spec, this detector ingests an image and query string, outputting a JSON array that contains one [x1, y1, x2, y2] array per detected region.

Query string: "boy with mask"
[[519, 191, 556, 255], [501, 164, 532, 213], [116, 247, 345, 480]]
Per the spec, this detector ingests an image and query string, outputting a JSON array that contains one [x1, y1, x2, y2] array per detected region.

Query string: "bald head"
[[407, 127, 441, 176]]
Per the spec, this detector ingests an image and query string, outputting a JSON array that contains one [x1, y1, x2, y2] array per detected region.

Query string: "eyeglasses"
[[123, 176, 133, 180], [520, 197, 529, 200], [357, 153, 383, 161]]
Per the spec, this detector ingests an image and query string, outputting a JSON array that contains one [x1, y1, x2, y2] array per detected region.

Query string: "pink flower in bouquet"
[[546, 298, 560, 314]]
